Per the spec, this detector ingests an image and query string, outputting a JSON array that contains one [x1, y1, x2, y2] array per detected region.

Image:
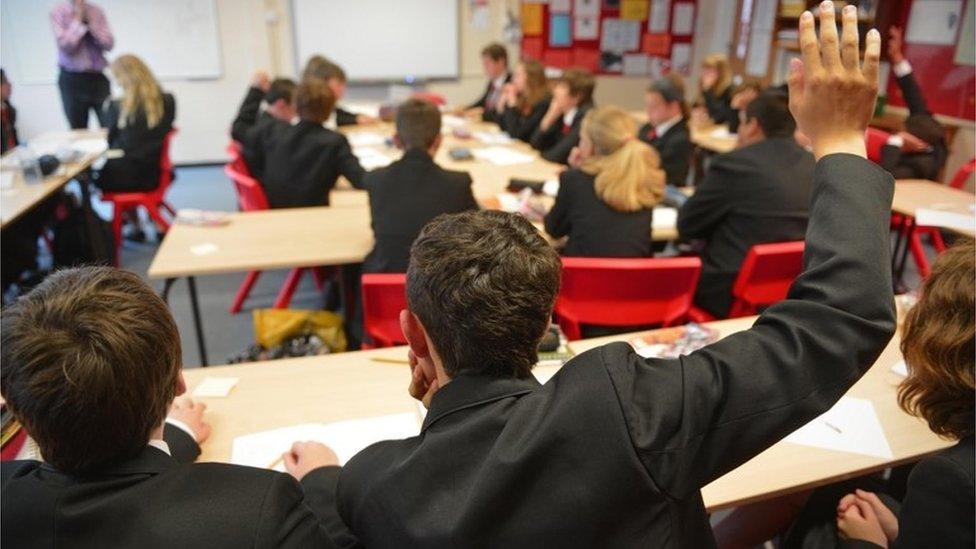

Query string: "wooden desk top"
[[0, 130, 106, 229], [183, 316, 949, 512], [892, 179, 975, 236]]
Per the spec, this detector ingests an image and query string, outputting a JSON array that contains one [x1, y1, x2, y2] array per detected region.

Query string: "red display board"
[[520, 0, 698, 77]]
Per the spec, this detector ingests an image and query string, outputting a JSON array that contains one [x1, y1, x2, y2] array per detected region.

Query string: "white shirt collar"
[[147, 439, 172, 456], [562, 107, 578, 127], [492, 74, 508, 90], [654, 114, 683, 137]]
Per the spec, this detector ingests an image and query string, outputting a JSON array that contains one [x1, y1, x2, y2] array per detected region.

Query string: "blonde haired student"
[[693, 53, 734, 127], [496, 59, 551, 142], [94, 54, 175, 194], [543, 106, 665, 257]]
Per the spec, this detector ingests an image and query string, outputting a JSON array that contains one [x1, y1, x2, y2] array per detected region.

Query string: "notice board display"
[[520, 0, 698, 77]]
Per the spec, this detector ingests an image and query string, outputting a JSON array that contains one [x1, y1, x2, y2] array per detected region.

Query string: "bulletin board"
[[519, 0, 699, 77]]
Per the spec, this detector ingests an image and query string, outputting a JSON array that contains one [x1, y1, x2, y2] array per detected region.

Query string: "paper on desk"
[[0, 171, 14, 190], [542, 178, 560, 197], [347, 132, 387, 148], [473, 131, 513, 145], [353, 147, 393, 170], [652, 206, 677, 232], [190, 243, 219, 256], [441, 114, 468, 128], [72, 138, 108, 156], [231, 413, 420, 469], [915, 208, 976, 234], [784, 397, 893, 459], [709, 127, 732, 139], [891, 360, 909, 377], [472, 147, 535, 166], [192, 377, 239, 398]]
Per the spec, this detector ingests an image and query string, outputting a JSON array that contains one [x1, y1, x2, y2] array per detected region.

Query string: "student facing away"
[[362, 98, 479, 274], [252, 79, 366, 209], [544, 106, 665, 258], [464, 43, 511, 123], [230, 71, 297, 180], [495, 59, 551, 142], [530, 67, 595, 165], [638, 74, 694, 188], [678, 91, 815, 318], [282, 10, 897, 547], [303, 56, 378, 127], [1, 267, 343, 548]]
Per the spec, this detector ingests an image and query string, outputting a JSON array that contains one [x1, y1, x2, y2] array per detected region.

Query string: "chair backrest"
[[411, 92, 447, 106], [362, 273, 408, 347], [224, 163, 269, 211], [864, 127, 890, 164], [155, 128, 178, 193], [949, 158, 976, 190], [729, 241, 805, 317], [555, 257, 702, 334], [226, 140, 253, 177]]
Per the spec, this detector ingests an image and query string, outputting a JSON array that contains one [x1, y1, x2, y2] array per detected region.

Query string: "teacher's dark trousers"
[[58, 70, 110, 129]]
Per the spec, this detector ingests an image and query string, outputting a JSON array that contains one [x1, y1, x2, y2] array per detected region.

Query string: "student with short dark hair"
[[252, 79, 366, 209], [230, 71, 297, 179], [678, 91, 815, 318], [465, 43, 511, 122], [1, 266, 343, 548], [282, 11, 897, 546], [545, 106, 665, 257], [728, 76, 763, 133], [303, 55, 376, 126], [638, 74, 693, 187], [530, 68, 596, 165], [496, 59, 551, 142], [362, 98, 478, 273]]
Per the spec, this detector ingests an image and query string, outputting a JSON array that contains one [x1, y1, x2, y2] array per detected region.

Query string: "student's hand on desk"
[[837, 496, 888, 547], [251, 71, 270, 92], [283, 441, 340, 480], [788, 2, 880, 160], [168, 397, 212, 444], [408, 350, 440, 409]]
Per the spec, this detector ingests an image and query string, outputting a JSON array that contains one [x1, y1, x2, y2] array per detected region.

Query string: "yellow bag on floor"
[[253, 309, 347, 353]]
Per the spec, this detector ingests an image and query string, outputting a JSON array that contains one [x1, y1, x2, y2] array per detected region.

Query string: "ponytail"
[[584, 138, 665, 212]]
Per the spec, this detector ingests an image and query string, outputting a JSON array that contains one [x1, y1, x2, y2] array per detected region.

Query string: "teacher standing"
[[50, 0, 114, 129]]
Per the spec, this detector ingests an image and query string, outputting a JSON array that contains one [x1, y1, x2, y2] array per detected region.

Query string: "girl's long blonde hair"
[[110, 54, 164, 129], [518, 59, 549, 113], [580, 107, 665, 213], [700, 53, 733, 97]]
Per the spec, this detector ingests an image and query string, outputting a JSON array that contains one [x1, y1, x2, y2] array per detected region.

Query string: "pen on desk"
[[823, 421, 843, 434], [370, 357, 410, 365]]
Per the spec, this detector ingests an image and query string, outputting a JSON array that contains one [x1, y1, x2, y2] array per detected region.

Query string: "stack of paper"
[[231, 413, 420, 469], [441, 114, 468, 128], [473, 131, 513, 145], [71, 138, 109, 156], [784, 397, 893, 459], [353, 147, 393, 170], [652, 207, 678, 232], [472, 147, 535, 166], [347, 132, 387, 148]]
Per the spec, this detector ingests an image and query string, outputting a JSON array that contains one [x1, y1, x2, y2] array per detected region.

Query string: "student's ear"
[[393, 134, 405, 150], [399, 309, 431, 359], [175, 372, 187, 397]]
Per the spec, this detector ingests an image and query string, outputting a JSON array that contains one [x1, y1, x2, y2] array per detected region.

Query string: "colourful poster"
[[521, 3, 544, 36], [621, 0, 649, 21], [550, 13, 573, 47]]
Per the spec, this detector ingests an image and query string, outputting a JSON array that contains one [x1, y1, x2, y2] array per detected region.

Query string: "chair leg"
[[311, 266, 330, 290], [230, 271, 262, 314], [556, 315, 582, 341], [145, 203, 172, 232], [929, 229, 947, 253], [111, 204, 125, 267], [908, 232, 931, 279], [161, 201, 177, 217], [273, 268, 306, 309]]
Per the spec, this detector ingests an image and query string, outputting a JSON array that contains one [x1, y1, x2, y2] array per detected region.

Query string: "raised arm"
[[335, 135, 366, 190], [888, 27, 930, 116], [231, 73, 269, 142], [610, 3, 895, 498]]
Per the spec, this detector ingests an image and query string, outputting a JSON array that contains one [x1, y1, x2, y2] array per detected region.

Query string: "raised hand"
[[788, 1, 880, 160], [887, 26, 905, 65], [251, 71, 271, 92]]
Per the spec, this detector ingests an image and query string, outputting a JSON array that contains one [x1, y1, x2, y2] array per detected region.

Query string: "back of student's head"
[[558, 68, 596, 105], [743, 91, 795, 138], [302, 55, 346, 83], [648, 73, 689, 119], [109, 54, 164, 128], [295, 79, 336, 124], [266, 78, 296, 105], [581, 106, 665, 212], [407, 211, 561, 379], [899, 238, 975, 440], [0, 267, 183, 475], [480, 43, 509, 65], [396, 98, 441, 151]]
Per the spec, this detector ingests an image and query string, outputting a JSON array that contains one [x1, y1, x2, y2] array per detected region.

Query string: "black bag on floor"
[[52, 193, 116, 267]]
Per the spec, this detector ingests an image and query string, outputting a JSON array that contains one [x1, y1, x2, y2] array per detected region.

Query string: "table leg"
[[187, 276, 209, 367], [890, 215, 907, 276], [893, 219, 916, 293]]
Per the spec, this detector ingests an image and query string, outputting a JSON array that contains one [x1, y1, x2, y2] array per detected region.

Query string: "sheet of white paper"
[[915, 208, 976, 233], [891, 360, 909, 377], [473, 131, 514, 145], [533, 368, 559, 385], [353, 147, 393, 170], [784, 397, 893, 459], [672, 2, 695, 35], [342, 103, 381, 118], [192, 377, 239, 398], [232, 423, 330, 471], [472, 147, 535, 166], [906, 0, 964, 45], [190, 243, 219, 256], [574, 15, 600, 40], [652, 206, 678, 232], [542, 178, 560, 197], [347, 132, 387, 147], [0, 171, 14, 190], [574, 0, 600, 16], [601, 19, 641, 52], [441, 114, 468, 128], [649, 0, 671, 33], [71, 138, 108, 156], [497, 192, 523, 213]]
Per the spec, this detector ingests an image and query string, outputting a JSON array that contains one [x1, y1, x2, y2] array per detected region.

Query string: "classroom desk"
[[0, 129, 107, 229], [182, 315, 950, 513]]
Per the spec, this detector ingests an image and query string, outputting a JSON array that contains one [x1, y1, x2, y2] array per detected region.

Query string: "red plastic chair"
[[554, 257, 702, 341], [226, 140, 252, 177], [949, 158, 975, 190], [728, 241, 805, 318], [224, 164, 331, 313], [361, 273, 408, 348], [101, 129, 178, 266], [865, 127, 890, 164]]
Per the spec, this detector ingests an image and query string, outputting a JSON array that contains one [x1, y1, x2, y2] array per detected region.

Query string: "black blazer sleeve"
[[336, 134, 366, 189], [543, 171, 574, 238], [659, 131, 693, 188], [162, 422, 200, 464], [254, 472, 339, 549], [103, 100, 121, 148], [676, 155, 733, 238], [504, 98, 550, 142], [231, 86, 265, 142], [301, 466, 361, 548], [611, 154, 895, 498], [896, 72, 931, 116], [889, 453, 975, 549], [530, 118, 560, 153], [467, 82, 492, 110], [336, 108, 358, 127], [532, 114, 582, 165]]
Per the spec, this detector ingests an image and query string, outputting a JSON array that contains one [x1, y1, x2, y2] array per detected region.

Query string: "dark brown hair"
[[396, 98, 441, 151], [648, 73, 689, 119], [481, 43, 508, 64], [744, 92, 796, 138], [518, 59, 549, 113], [898, 238, 975, 440], [266, 77, 296, 105], [558, 68, 596, 105], [295, 79, 336, 124], [1, 267, 183, 474], [407, 211, 561, 378], [302, 55, 347, 83]]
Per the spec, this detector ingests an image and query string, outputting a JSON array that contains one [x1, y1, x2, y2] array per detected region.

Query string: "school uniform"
[[253, 119, 366, 209], [702, 87, 735, 126], [543, 168, 653, 257], [530, 103, 593, 165], [324, 154, 896, 548], [468, 73, 511, 123], [500, 96, 551, 142], [94, 93, 176, 193], [1, 97, 19, 154], [335, 107, 358, 127], [362, 148, 478, 273], [879, 61, 948, 181], [229, 85, 278, 179], [678, 137, 814, 318], [1, 445, 343, 549], [638, 116, 694, 187]]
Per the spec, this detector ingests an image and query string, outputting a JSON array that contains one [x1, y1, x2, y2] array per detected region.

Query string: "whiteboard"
[[291, 0, 459, 81], [0, 0, 222, 84]]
